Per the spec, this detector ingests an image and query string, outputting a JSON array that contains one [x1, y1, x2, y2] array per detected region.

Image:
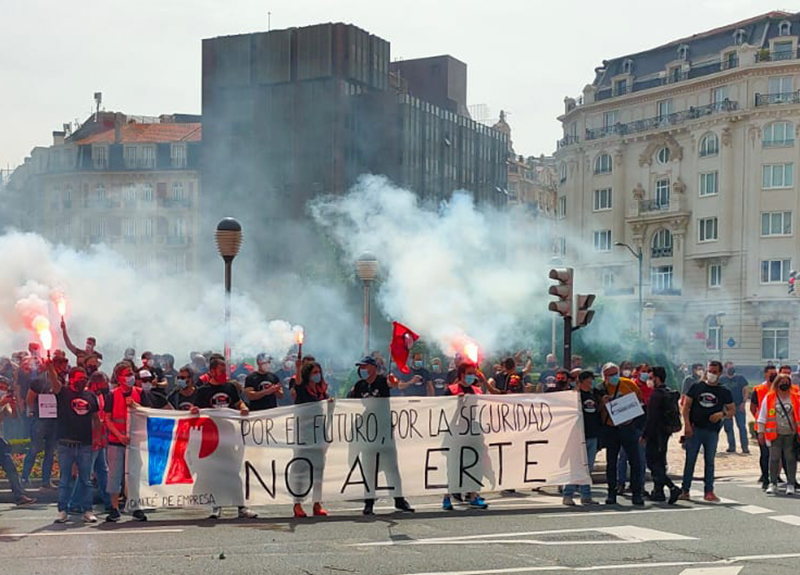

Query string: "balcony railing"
[[557, 135, 580, 149], [755, 91, 800, 107], [639, 199, 670, 212], [586, 100, 738, 141], [755, 48, 799, 63], [651, 246, 674, 258], [651, 287, 682, 296], [720, 55, 739, 70]]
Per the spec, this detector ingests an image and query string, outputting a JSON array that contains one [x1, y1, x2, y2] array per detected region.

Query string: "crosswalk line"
[[677, 567, 743, 575], [769, 514, 800, 526], [735, 505, 773, 514]]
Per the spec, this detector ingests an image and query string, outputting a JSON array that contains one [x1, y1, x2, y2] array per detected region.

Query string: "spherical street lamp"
[[216, 217, 242, 362], [356, 252, 378, 357]]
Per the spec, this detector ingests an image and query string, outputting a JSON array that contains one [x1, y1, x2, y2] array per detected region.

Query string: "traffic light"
[[548, 267, 573, 317], [790, 270, 797, 295], [574, 294, 596, 330]]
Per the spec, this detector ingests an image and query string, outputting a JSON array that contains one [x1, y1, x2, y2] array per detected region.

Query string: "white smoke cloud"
[[309, 175, 561, 356]]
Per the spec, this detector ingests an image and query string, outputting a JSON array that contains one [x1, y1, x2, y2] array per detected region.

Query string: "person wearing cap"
[[0, 375, 36, 506], [599, 362, 645, 506], [430, 357, 448, 396], [138, 368, 170, 409], [563, 370, 602, 506], [348, 356, 415, 515], [245, 354, 284, 411], [60, 319, 103, 370]]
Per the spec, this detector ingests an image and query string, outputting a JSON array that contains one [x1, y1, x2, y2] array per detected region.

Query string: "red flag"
[[390, 321, 419, 374]]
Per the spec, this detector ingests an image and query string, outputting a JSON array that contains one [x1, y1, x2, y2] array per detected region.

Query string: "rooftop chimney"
[[52, 131, 65, 146]]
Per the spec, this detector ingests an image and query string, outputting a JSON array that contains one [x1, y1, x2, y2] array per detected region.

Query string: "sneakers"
[[132, 510, 148, 521], [293, 504, 307, 518], [54, 511, 68, 524], [562, 496, 575, 506], [766, 484, 778, 495], [312, 503, 328, 517], [362, 501, 375, 516], [668, 487, 682, 505], [442, 495, 453, 511], [677, 491, 691, 501], [238, 507, 258, 519], [762, 479, 770, 491], [83, 511, 98, 523], [394, 498, 415, 513], [15, 495, 36, 506], [209, 507, 222, 520], [648, 490, 666, 502], [469, 495, 488, 509], [704, 492, 720, 502], [106, 508, 121, 522], [580, 497, 598, 505]]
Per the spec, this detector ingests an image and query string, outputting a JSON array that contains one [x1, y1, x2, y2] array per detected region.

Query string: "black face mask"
[[726, 368, 735, 376], [769, 374, 777, 383], [780, 382, 791, 391]]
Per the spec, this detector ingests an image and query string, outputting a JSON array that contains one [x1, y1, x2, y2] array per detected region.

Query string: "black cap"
[[356, 356, 378, 367]]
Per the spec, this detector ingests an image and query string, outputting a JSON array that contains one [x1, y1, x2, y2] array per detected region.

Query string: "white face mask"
[[621, 369, 632, 378], [706, 372, 718, 384]]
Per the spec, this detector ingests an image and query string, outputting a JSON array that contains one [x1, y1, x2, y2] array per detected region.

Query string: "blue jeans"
[[681, 426, 720, 493], [564, 437, 598, 499], [21, 418, 57, 484], [68, 448, 111, 510], [57, 443, 93, 513], [617, 427, 647, 486], [723, 408, 749, 452], [0, 439, 26, 499]]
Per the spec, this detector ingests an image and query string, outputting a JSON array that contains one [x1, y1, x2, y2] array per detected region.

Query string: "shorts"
[[106, 444, 126, 495]]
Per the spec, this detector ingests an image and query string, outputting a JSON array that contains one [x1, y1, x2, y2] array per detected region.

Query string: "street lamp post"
[[356, 253, 378, 358], [716, 312, 726, 363], [615, 242, 644, 339], [216, 217, 242, 363]]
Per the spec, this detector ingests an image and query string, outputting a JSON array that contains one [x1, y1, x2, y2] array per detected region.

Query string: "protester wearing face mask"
[[48, 365, 100, 523], [563, 371, 602, 506], [0, 376, 36, 506], [60, 319, 103, 371], [537, 353, 559, 391], [21, 353, 64, 489], [245, 353, 284, 411], [85, 370, 111, 512], [105, 364, 150, 522], [599, 362, 645, 506], [544, 368, 571, 393], [617, 364, 651, 495], [719, 361, 750, 454], [758, 373, 800, 495], [140, 351, 164, 382], [488, 358, 527, 394], [679, 361, 734, 502], [752, 365, 778, 490], [168, 366, 198, 410], [430, 357, 447, 396], [397, 352, 433, 397], [640, 366, 682, 505], [137, 369, 170, 409]]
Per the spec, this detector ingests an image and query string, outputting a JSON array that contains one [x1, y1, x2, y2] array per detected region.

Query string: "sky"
[[0, 0, 779, 170]]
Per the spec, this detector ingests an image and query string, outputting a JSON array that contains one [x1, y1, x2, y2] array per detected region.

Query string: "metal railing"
[[721, 55, 739, 70], [586, 100, 738, 141], [755, 48, 799, 63], [557, 135, 580, 149], [640, 199, 670, 212], [755, 91, 800, 107], [651, 246, 674, 258]]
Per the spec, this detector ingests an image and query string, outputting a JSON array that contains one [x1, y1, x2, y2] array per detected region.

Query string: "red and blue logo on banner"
[[146, 416, 219, 486]]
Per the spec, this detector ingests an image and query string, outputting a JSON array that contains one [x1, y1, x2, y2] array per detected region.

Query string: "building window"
[[558, 236, 566, 257], [171, 144, 187, 169], [172, 182, 185, 201], [656, 147, 670, 165], [141, 183, 154, 202], [125, 184, 136, 202], [734, 29, 746, 45], [655, 178, 671, 208], [594, 153, 612, 175], [699, 171, 719, 197], [91, 145, 107, 169], [712, 86, 729, 105], [559, 163, 567, 183], [651, 228, 673, 258], [761, 211, 793, 236], [124, 146, 138, 169], [614, 79, 627, 96], [669, 66, 682, 83], [651, 265, 674, 293], [677, 44, 689, 60], [761, 259, 791, 283], [769, 75, 793, 97], [699, 217, 718, 242], [774, 41, 794, 60], [779, 20, 792, 36], [140, 146, 156, 169], [602, 270, 616, 289], [656, 99, 672, 122], [603, 111, 618, 128], [593, 188, 612, 211], [123, 218, 136, 238], [142, 218, 154, 237], [64, 186, 72, 203], [94, 184, 106, 201], [706, 316, 721, 351], [763, 122, 794, 147], [622, 59, 634, 74], [763, 321, 790, 360], [699, 133, 719, 157], [709, 264, 722, 288], [593, 230, 612, 252], [723, 51, 738, 69], [763, 163, 794, 189]]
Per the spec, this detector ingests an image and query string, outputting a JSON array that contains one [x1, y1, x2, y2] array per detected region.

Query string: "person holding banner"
[[563, 370, 602, 506], [442, 362, 489, 511], [599, 362, 644, 506], [167, 366, 199, 410]]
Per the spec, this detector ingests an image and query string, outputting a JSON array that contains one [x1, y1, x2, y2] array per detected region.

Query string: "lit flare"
[[32, 315, 52, 351]]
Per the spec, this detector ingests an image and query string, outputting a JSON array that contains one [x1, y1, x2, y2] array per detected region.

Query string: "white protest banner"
[[38, 394, 57, 419], [606, 393, 644, 426], [126, 392, 590, 510]]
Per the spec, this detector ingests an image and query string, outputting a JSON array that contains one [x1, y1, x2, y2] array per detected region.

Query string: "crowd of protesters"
[[1, 323, 798, 524]]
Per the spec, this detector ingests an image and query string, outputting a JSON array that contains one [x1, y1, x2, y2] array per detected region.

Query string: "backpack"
[[661, 389, 682, 434]]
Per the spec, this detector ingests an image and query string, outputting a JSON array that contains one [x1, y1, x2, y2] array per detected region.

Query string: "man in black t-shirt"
[[397, 353, 432, 397], [21, 354, 63, 488], [348, 357, 414, 515], [50, 365, 99, 524], [429, 358, 447, 396], [719, 361, 750, 454], [244, 354, 283, 411], [679, 361, 734, 502], [488, 358, 527, 394], [537, 354, 559, 391], [563, 371, 602, 505], [167, 366, 198, 410]]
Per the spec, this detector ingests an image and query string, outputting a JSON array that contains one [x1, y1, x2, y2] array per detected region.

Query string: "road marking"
[[678, 568, 743, 575], [769, 514, 800, 526], [735, 505, 773, 514], [391, 552, 800, 575], [0, 528, 183, 538], [351, 525, 693, 547]]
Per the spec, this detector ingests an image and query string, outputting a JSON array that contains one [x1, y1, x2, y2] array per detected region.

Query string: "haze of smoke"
[[309, 175, 564, 357], [0, 231, 359, 365]]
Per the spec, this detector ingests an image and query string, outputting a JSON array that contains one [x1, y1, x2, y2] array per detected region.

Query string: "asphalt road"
[[1, 473, 797, 575]]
